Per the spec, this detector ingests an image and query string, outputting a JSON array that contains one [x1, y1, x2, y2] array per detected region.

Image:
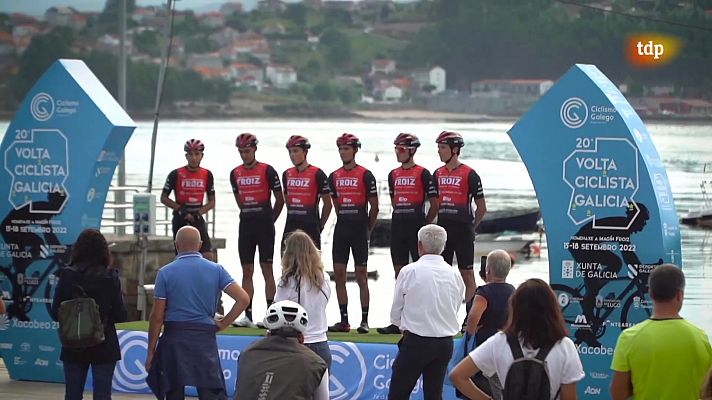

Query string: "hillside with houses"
[[1, 0, 711, 119]]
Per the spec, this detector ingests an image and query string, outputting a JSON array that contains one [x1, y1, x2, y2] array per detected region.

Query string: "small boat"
[[680, 163, 712, 228], [474, 233, 536, 258], [326, 270, 380, 281], [475, 208, 540, 234]]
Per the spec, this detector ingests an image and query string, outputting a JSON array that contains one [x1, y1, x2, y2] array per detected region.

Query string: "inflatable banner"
[[91, 331, 458, 399], [0, 59, 136, 381], [508, 64, 681, 399]]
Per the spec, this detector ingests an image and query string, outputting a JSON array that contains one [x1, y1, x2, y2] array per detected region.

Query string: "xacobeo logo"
[[560, 97, 588, 129], [30, 92, 55, 122], [329, 342, 367, 400]]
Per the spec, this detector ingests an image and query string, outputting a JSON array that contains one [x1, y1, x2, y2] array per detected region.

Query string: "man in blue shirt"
[[146, 226, 249, 400]]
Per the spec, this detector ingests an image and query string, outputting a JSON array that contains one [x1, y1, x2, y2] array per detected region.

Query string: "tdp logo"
[[394, 177, 416, 186], [336, 178, 359, 187], [181, 179, 204, 188], [287, 178, 310, 187], [238, 176, 261, 186], [438, 176, 461, 186]]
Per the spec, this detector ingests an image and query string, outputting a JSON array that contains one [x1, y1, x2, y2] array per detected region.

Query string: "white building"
[[471, 79, 553, 97], [412, 66, 446, 94], [265, 65, 297, 89]]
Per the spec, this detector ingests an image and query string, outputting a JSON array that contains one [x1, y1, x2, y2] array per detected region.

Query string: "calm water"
[[1, 119, 711, 335]]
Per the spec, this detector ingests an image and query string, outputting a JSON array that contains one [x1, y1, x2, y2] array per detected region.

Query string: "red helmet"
[[336, 133, 361, 148], [235, 133, 258, 149], [285, 135, 311, 149], [184, 139, 205, 152], [436, 131, 464, 147], [394, 133, 420, 148]]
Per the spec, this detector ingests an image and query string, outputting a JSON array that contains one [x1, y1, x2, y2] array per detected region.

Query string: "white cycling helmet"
[[263, 300, 309, 333]]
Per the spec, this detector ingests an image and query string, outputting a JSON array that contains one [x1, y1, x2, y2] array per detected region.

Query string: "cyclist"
[[230, 133, 285, 328], [434, 131, 487, 318], [327, 133, 379, 334], [160, 139, 216, 261], [377, 133, 438, 335], [282, 135, 332, 250]]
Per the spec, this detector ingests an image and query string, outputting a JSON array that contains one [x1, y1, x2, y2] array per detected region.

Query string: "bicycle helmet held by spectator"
[[336, 133, 361, 149], [184, 139, 205, 152], [263, 300, 309, 333], [394, 133, 421, 148], [286, 135, 311, 150], [235, 133, 259, 149], [435, 131, 465, 148]]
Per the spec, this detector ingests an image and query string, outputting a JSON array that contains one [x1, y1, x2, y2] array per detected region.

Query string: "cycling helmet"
[[394, 133, 421, 148], [235, 133, 258, 149], [263, 300, 309, 333], [336, 133, 361, 149], [184, 139, 205, 152], [285, 135, 311, 149], [435, 131, 465, 147]]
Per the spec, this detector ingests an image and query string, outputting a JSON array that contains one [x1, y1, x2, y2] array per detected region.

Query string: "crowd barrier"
[[88, 330, 460, 399]]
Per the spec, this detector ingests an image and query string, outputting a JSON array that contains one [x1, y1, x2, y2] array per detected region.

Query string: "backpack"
[[57, 269, 105, 349], [502, 333, 559, 400]]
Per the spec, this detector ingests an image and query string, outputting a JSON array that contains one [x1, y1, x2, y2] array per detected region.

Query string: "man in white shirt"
[[387, 224, 465, 400]]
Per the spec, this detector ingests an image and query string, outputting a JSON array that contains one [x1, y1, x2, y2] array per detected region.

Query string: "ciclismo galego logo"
[[329, 342, 367, 400], [30, 92, 55, 122], [560, 97, 588, 129]]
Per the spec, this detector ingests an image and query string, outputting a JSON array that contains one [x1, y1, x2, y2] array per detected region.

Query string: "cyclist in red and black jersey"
[[327, 133, 379, 334], [377, 133, 439, 335], [161, 139, 215, 260], [434, 131, 487, 316], [229, 133, 285, 328], [282, 135, 332, 251]]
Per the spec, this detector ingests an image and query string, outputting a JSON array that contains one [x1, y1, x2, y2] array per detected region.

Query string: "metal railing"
[[101, 186, 216, 237]]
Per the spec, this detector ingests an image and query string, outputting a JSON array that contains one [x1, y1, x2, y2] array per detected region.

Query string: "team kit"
[[160, 131, 486, 334]]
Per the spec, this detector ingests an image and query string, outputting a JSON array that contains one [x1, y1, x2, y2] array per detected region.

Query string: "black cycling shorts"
[[439, 220, 475, 270], [172, 212, 212, 254], [238, 218, 275, 265], [390, 219, 423, 267], [282, 219, 321, 253], [332, 220, 369, 267]]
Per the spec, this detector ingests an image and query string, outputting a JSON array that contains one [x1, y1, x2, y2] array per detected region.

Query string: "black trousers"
[[388, 332, 454, 400]]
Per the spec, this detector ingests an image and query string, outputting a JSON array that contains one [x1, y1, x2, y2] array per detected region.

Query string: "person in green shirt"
[[610, 264, 712, 400]]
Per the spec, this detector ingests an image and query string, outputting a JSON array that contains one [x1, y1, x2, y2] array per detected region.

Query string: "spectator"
[[610, 264, 712, 400], [234, 300, 329, 400], [145, 226, 249, 400], [387, 224, 465, 400], [50, 229, 128, 400], [450, 279, 584, 400], [275, 230, 332, 369], [703, 366, 712, 400]]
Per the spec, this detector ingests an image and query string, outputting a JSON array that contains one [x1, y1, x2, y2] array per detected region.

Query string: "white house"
[[381, 85, 403, 102], [265, 64, 297, 89], [371, 59, 396, 75], [412, 66, 446, 94], [471, 79, 553, 97]]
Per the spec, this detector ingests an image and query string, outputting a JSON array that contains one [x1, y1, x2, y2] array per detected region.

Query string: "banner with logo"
[[508, 64, 681, 399], [0, 59, 136, 381], [97, 331, 458, 399]]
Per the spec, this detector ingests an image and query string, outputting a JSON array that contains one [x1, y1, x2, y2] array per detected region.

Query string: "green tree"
[[13, 28, 76, 98], [284, 4, 308, 28], [133, 29, 162, 57], [320, 29, 352, 67]]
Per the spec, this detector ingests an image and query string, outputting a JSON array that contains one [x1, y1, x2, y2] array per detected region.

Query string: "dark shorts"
[[439, 220, 475, 270], [238, 218, 275, 265], [332, 220, 369, 267], [390, 219, 423, 267], [282, 219, 321, 252], [172, 213, 212, 254]]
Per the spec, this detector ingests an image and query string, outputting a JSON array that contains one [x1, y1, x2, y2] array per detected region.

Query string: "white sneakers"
[[232, 316, 257, 328]]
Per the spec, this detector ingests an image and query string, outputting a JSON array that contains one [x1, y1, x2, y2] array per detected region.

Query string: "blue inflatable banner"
[[90, 331, 459, 399], [508, 64, 681, 399], [0, 59, 136, 381]]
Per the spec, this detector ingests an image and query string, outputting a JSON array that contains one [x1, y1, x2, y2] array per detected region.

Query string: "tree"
[[133, 29, 162, 57], [320, 29, 352, 67], [284, 4, 307, 28], [14, 28, 76, 98]]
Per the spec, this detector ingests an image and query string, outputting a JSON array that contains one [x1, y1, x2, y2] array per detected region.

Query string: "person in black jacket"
[[51, 229, 128, 400]]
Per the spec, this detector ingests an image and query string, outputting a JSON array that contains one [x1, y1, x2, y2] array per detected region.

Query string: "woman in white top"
[[275, 230, 332, 369], [450, 278, 585, 400]]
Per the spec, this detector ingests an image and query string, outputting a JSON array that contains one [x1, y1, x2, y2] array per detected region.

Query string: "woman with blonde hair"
[[275, 230, 332, 368]]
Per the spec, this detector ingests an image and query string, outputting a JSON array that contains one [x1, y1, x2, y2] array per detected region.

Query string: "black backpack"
[[502, 333, 559, 400]]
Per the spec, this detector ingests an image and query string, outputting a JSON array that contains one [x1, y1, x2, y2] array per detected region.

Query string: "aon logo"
[[584, 386, 601, 395]]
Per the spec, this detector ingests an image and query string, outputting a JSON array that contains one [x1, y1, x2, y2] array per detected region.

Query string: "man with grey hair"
[[387, 224, 465, 399]]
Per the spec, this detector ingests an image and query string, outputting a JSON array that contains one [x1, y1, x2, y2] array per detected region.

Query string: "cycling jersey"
[[282, 165, 330, 223], [328, 165, 377, 222], [162, 166, 215, 211], [388, 165, 438, 221], [230, 162, 282, 220], [433, 164, 484, 224]]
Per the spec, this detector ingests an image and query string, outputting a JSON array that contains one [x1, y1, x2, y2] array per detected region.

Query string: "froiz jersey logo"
[[394, 177, 416, 186], [287, 178, 310, 187], [238, 176, 261, 186], [181, 179, 205, 188], [561, 97, 588, 129], [336, 177, 359, 188], [329, 342, 367, 400], [438, 176, 461, 186], [30, 92, 55, 121]]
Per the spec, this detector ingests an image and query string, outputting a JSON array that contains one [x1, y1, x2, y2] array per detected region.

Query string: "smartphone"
[[479, 255, 487, 281]]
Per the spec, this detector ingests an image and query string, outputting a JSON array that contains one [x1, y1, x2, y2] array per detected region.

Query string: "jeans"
[[305, 340, 332, 371], [165, 386, 227, 400], [63, 361, 116, 400]]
